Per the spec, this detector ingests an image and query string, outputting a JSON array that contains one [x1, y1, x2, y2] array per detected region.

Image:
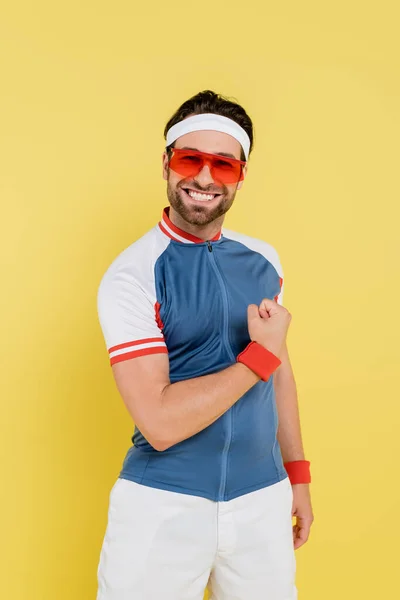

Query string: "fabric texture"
[[236, 341, 282, 381], [97, 207, 286, 502], [97, 476, 297, 600]]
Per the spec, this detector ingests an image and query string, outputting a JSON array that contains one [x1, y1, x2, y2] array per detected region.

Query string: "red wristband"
[[236, 341, 281, 381], [284, 460, 311, 484]]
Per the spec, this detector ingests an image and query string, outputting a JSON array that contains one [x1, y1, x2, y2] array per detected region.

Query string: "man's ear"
[[236, 164, 248, 190], [162, 151, 169, 181]]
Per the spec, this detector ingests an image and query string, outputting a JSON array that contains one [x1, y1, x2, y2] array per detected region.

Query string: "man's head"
[[162, 90, 254, 228]]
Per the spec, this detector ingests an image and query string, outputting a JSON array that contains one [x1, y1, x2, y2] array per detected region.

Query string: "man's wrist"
[[236, 341, 281, 381], [284, 460, 311, 484]]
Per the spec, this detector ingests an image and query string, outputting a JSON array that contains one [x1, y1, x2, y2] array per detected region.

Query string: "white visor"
[[165, 113, 250, 160]]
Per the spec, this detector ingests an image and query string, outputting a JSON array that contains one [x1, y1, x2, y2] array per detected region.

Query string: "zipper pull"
[[207, 241, 213, 252]]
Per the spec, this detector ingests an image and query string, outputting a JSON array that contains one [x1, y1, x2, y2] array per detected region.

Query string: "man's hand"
[[291, 483, 314, 549], [247, 298, 292, 359]]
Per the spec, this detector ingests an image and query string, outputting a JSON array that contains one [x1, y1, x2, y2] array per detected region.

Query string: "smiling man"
[[96, 90, 313, 600]]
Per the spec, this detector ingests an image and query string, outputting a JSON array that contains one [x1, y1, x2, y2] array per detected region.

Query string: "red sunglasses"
[[168, 148, 246, 185]]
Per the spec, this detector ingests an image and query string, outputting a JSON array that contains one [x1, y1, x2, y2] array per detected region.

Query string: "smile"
[[182, 188, 222, 202]]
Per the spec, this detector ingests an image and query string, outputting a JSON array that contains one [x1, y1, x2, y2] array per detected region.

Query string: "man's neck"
[[169, 206, 224, 242]]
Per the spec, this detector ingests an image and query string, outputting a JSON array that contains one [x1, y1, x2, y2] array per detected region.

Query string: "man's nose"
[[194, 164, 215, 186]]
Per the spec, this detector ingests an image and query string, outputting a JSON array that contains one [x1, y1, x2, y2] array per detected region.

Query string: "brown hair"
[[163, 90, 254, 161]]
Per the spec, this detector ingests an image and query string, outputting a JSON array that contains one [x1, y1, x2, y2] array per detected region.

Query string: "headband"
[[166, 113, 250, 160]]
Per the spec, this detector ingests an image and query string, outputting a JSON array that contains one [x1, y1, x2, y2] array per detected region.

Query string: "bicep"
[[112, 353, 170, 445]]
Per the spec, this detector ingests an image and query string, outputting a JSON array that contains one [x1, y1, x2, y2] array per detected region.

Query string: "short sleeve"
[[97, 263, 167, 366]]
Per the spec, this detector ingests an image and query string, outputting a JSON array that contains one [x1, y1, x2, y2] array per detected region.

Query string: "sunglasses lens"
[[212, 158, 243, 184], [169, 152, 203, 178], [169, 150, 244, 184]]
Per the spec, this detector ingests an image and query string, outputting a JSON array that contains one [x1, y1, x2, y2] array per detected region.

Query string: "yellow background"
[[1, 1, 399, 598]]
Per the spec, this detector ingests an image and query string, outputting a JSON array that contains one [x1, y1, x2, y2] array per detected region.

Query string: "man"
[[96, 90, 313, 600]]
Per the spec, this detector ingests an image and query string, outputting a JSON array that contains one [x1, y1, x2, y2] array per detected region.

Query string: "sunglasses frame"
[[167, 147, 247, 184]]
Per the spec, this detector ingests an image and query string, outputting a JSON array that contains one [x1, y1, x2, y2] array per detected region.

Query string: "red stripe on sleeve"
[[108, 337, 164, 354], [110, 346, 168, 366], [154, 302, 164, 330]]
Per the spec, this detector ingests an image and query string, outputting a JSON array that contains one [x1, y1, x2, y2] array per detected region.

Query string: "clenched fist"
[[247, 298, 292, 359]]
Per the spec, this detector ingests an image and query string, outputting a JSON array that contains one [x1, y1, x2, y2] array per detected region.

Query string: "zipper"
[[206, 241, 235, 500]]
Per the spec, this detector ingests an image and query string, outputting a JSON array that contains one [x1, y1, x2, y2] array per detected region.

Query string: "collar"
[[158, 207, 222, 244]]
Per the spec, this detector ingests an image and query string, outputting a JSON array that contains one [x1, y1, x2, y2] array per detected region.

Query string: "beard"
[[166, 175, 238, 227]]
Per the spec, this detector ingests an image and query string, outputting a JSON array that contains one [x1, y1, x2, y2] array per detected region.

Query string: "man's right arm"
[[98, 260, 291, 452], [112, 354, 260, 451], [111, 300, 291, 452]]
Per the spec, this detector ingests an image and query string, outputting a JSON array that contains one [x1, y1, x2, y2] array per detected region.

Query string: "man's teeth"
[[187, 190, 216, 202]]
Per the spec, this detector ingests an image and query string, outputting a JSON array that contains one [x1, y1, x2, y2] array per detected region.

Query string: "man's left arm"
[[273, 341, 314, 549]]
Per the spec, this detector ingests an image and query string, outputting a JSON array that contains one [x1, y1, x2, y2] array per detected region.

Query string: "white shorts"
[[97, 476, 297, 600]]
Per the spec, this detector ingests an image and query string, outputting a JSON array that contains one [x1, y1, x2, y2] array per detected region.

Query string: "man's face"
[[162, 129, 248, 227]]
